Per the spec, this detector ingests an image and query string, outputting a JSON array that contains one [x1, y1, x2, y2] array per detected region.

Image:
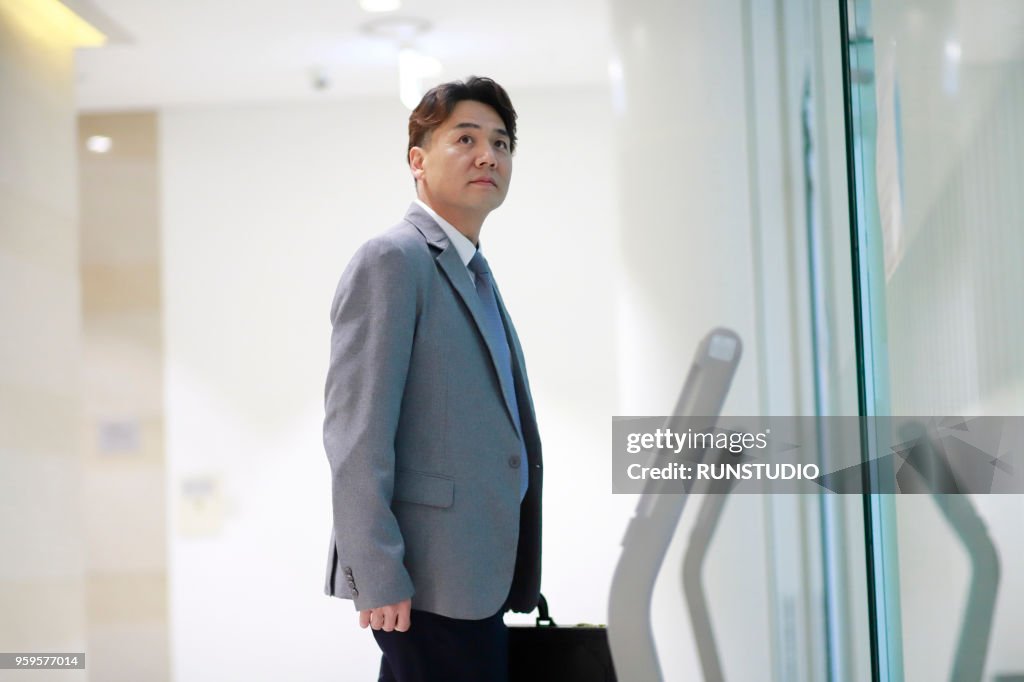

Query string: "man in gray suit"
[[323, 76, 542, 682]]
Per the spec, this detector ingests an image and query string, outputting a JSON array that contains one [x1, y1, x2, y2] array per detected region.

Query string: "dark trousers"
[[372, 607, 508, 682]]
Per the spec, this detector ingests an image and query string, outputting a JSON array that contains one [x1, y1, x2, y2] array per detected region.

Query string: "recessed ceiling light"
[[360, 0, 401, 11], [86, 135, 112, 153]]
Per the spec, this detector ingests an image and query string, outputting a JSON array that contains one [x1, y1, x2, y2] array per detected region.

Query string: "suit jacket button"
[[509, 456, 521, 469], [351, 588, 359, 597]]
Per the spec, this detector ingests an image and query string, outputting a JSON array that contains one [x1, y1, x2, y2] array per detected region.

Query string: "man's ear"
[[408, 146, 426, 181]]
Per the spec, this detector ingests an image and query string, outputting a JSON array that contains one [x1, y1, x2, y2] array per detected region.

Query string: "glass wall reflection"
[[849, 0, 1024, 679]]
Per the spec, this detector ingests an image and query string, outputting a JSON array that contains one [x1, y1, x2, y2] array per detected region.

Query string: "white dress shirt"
[[414, 198, 480, 284]]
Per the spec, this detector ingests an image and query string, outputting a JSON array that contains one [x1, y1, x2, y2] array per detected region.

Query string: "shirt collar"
[[414, 198, 479, 268]]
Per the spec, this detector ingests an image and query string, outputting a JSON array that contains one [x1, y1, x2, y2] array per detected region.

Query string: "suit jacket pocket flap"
[[393, 469, 454, 508]]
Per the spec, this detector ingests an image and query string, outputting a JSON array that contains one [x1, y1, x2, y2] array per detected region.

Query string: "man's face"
[[409, 99, 512, 227]]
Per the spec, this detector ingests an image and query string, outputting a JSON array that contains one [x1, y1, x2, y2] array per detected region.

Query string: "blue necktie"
[[467, 251, 529, 501]]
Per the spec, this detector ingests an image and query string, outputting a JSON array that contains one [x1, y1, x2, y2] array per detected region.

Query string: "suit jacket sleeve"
[[323, 237, 418, 611]]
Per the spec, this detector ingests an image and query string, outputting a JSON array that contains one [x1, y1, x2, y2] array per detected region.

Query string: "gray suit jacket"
[[323, 203, 543, 620]]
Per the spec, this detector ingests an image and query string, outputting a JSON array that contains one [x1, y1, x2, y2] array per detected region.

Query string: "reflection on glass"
[[849, 0, 1024, 679]]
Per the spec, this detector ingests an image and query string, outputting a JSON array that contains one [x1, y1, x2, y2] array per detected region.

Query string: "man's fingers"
[[396, 604, 411, 632], [382, 607, 397, 632], [360, 601, 412, 632]]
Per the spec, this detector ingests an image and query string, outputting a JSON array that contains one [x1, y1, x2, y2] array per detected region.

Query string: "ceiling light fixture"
[[399, 47, 442, 110], [945, 40, 962, 62], [360, 16, 441, 110], [359, 16, 430, 42]]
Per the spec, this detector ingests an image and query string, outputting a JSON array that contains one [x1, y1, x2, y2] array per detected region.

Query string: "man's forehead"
[[440, 101, 508, 136]]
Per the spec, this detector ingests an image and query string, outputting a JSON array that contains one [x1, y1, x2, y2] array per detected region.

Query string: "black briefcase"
[[508, 594, 617, 682]]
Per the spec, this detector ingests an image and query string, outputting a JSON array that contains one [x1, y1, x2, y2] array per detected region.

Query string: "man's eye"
[[459, 135, 472, 144], [495, 140, 508, 150]]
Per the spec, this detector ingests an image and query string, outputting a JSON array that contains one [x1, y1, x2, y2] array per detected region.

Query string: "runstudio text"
[[626, 462, 821, 481]]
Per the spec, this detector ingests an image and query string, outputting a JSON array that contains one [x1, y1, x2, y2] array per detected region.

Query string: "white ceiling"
[[72, 0, 613, 112]]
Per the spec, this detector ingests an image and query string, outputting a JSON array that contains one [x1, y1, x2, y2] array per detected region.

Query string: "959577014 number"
[[0, 653, 85, 669]]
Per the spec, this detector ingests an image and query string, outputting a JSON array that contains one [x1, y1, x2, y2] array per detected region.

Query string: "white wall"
[[159, 86, 619, 681], [606, 2, 765, 678]]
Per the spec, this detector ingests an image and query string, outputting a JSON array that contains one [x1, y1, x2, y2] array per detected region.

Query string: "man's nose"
[[476, 146, 497, 167]]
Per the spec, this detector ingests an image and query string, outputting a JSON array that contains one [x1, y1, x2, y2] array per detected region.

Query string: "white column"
[[0, 3, 87, 678]]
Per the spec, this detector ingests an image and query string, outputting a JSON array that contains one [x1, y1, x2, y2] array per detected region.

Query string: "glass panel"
[[845, 0, 1024, 679]]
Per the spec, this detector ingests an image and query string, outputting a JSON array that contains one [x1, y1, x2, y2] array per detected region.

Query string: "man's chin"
[[462, 199, 505, 215]]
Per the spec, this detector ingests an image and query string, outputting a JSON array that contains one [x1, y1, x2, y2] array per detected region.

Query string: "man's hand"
[[359, 598, 412, 632]]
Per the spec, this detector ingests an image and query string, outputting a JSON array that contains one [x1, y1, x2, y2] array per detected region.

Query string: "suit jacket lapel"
[[404, 204, 524, 439]]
